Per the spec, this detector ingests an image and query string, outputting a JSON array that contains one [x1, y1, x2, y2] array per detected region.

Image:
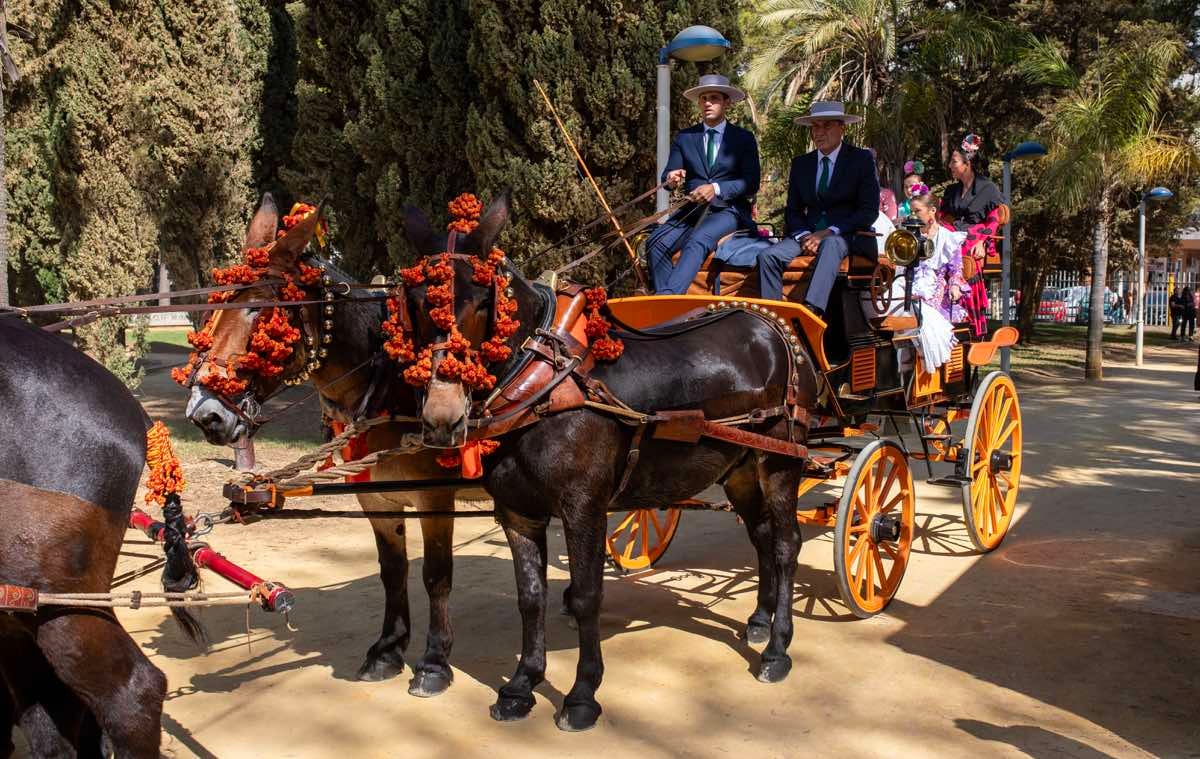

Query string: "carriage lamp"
[[656, 26, 731, 213], [1136, 186, 1175, 367], [1000, 141, 1047, 372]]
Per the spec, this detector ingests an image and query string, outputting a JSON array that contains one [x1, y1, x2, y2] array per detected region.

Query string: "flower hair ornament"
[[903, 159, 925, 176], [908, 182, 932, 198], [960, 134, 983, 159]]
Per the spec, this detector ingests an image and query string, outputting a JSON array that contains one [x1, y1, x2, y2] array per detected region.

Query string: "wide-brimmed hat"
[[683, 74, 746, 104], [794, 100, 863, 126]]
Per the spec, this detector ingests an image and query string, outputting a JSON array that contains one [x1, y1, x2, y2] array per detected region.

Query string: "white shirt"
[[814, 142, 841, 194], [702, 120, 727, 197]]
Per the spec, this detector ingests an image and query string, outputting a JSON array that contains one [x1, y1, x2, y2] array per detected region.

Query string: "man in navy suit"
[[756, 101, 880, 316], [645, 74, 761, 294]]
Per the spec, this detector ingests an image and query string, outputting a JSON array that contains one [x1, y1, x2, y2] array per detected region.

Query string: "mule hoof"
[[490, 694, 535, 722], [744, 623, 770, 646], [408, 669, 452, 698], [756, 656, 793, 684], [555, 702, 602, 732], [355, 653, 405, 682]]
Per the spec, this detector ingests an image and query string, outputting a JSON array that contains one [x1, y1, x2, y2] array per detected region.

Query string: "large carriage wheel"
[[833, 440, 915, 618], [606, 508, 682, 571], [961, 371, 1022, 551]]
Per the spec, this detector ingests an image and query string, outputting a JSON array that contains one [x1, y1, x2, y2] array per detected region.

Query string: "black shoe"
[[802, 301, 825, 320]]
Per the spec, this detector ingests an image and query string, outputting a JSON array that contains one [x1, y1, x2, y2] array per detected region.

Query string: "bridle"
[[184, 257, 349, 433]]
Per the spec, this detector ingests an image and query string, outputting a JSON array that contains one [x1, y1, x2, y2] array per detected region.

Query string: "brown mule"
[[0, 316, 175, 757], [184, 195, 461, 696]]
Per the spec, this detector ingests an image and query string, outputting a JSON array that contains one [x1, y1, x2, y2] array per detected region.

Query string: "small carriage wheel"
[[606, 508, 682, 572], [870, 264, 894, 314], [833, 440, 915, 618], [961, 371, 1022, 551]]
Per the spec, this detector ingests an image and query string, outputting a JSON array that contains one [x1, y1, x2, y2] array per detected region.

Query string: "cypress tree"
[[464, 0, 743, 281]]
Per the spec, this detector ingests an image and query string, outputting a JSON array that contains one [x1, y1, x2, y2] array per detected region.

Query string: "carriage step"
[[921, 434, 953, 441], [927, 475, 971, 488]]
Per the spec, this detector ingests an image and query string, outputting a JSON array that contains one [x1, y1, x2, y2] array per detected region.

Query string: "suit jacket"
[[784, 142, 880, 256], [661, 122, 761, 227]]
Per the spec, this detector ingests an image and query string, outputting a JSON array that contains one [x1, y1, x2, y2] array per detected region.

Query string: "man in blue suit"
[[756, 101, 880, 317], [645, 74, 761, 294]]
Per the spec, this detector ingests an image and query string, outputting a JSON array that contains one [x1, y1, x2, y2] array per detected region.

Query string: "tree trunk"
[[1017, 263, 1048, 342], [1084, 194, 1111, 381], [0, 2, 9, 308]]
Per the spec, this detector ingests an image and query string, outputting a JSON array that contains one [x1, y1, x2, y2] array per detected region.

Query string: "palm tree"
[[745, 0, 1019, 185], [1022, 27, 1199, 380]]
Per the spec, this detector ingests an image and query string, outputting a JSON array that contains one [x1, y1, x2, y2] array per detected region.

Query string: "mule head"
[[185, 194, 326, 445], [401, 191, 518, 448]]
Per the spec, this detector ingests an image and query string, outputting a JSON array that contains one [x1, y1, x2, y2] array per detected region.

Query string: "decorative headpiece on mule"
[[903, 159, 925, 176], [960, 134, 983, 160]]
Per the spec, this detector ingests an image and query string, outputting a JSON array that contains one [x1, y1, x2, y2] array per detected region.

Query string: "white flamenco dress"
[[884, 225, 969, 370]]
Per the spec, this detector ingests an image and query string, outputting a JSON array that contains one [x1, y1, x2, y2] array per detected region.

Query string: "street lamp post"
[[1136, 186, 1174, 366], [656, 26, 730, 213], [999, 141, 1046, 373]]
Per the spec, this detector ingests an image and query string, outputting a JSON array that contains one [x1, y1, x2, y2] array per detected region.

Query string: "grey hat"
[[794, 100, 863, 126], [683, 74, 746, 104]]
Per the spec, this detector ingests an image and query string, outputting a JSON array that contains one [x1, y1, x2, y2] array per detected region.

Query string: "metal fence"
[[987, 270, 1200, 326]]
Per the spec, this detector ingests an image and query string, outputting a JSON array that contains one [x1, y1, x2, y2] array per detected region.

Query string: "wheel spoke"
[[849, 537, 869, 589], [990, 396, 1013, 447], [639, 512, 650, 557], [993, 418, 1019, 450], [864, 551, 876, 602], [877, 457, 900, 505], [648, 509, 665, 541], [880, 540, 899, 560], [854, 492, 870, 523], [613, 510, 637, 533], [879, 490, 906, 515], [872, 547, 888, 588]]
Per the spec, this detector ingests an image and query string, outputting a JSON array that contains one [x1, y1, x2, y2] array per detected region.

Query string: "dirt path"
[[15, 346, 1200, 758]]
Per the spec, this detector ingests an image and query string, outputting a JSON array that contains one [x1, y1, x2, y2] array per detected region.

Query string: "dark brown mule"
[[185, 196, 458, 696], [402, 194, 819, 731], [0, 315, 174, 757]]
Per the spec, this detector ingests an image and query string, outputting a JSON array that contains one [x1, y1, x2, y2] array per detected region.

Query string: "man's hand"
[[666, 169, 687, 189], [687, 183, 718, 204], [800, 228, 833, 255]]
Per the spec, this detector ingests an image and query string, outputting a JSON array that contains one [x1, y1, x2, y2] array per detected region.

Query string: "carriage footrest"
[[921, 434, 953, 442], [927, 475, 971, 488]]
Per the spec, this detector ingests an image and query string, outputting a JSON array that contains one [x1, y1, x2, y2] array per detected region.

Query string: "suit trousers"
[[645, 206, 741, 294], [756, 233, 848, 308]]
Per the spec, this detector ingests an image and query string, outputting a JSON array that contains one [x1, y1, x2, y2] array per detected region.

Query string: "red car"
[[1038, 289, 1068, 322]]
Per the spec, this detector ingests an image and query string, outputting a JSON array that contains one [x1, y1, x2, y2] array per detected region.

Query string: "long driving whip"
[[532, 79, 649, 290]]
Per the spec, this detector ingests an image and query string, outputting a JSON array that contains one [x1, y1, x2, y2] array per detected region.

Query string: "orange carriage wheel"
[[961, 371, 1022, 551], [606, 507, 682, 572], [833, 440, 915, 618]]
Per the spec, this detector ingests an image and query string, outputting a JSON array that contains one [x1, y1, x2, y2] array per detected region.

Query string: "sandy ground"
[[12, 343, 1200, 758]]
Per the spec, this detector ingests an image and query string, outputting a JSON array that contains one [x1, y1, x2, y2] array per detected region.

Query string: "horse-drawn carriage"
[[600, 211, 1022, 617], [1, 189, 1025, 743]]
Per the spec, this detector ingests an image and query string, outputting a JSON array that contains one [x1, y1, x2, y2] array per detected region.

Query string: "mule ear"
[[404, 205, 435, 254], [470, 188, 512, 253], [270, 200, 325, 268], [244, 193, 279, 251]]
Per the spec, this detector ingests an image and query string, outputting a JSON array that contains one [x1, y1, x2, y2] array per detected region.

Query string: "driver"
[[644, 74, 761, 294]]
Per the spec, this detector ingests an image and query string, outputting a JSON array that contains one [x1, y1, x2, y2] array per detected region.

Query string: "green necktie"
[[816, 155, 831, 230], [706, 128, 718, 169]]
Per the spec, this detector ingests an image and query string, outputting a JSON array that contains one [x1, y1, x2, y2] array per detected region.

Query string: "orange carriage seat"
[[669, 232, 879, 303]]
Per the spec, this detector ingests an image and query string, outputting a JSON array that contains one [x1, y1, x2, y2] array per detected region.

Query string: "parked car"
[[1037, 288, 1068, 322], [1073, 286, 1118, 324]]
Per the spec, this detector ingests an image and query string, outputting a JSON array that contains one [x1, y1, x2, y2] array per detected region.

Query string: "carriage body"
[[602, 216, 1023, 617]]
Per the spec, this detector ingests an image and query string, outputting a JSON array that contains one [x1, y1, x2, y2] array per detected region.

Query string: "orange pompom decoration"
[[383, 334, 415, 362], [584, 287, 607, 310], [283, 202, 318, 230], [480, 337, 512, 362], [488, 247, 506, 265], [429, 305, 456, 331], [297, 262, 322, 286], [201, 372, 249, 397], [144, 421, 186, 504], [592, 336, 625, 361], [425, 256, 455, 283], [399, 264, 426, 286], [492, 316, 520, 340], [437, 353, 464, 380], [448, 218, 479, 234], [403, 349, 434, 386], [446, 327, 471, 354], [426, 282, 453, 307], [436, 450, 462, 469], [245, 247, 271, 267], [186, 330, 213, 351], [584, 314, 611, 340], [471, 259, 496, 286], [171, 353, 199, 386], [448, 193, 483, 221], [212, 263, 264, 286], [279, 275, 307, 302]]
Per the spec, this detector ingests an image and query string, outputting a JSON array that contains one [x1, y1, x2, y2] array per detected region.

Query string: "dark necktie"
[[706, 128, 718, 169], [816, 155, 831, 230]]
